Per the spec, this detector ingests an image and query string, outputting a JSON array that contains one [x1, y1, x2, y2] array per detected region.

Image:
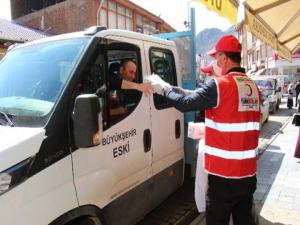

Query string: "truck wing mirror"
[[96, 84, 106, 98], [73, 94, 101, 148]]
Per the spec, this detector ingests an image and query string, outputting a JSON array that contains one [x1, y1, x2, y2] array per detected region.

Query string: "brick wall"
[[15, 0, 99, 35]]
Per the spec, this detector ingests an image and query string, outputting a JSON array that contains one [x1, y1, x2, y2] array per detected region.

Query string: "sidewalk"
[[191, 115, 300, 225]]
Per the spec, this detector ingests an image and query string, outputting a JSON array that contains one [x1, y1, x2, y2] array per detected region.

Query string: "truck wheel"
[[71, 216, 104, 225], [276, 100, 280, 109], [265, 114, 269, 123], [270, 105, 275, 114]]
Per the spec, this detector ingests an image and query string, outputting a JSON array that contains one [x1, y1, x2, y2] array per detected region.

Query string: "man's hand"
[[137, 83, 153, 97], [145, 74, 171, 95], [110, 106, 128, 116]]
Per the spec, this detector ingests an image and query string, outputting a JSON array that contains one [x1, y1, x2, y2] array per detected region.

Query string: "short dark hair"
[[120, 59, 136, 69], [224, 52, 241, 64]]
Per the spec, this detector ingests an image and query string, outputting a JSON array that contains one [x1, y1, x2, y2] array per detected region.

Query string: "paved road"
[[258, 98, 296, 154], [137, 97, 295, 225]]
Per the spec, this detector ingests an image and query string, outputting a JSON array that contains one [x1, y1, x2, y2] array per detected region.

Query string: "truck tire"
[[276, 99, 280, 109], [71, 216, 104, 225], [270, 105, 275, 114]]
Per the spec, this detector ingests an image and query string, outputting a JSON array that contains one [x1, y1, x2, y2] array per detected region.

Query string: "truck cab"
[[0, 27, 184, 225]]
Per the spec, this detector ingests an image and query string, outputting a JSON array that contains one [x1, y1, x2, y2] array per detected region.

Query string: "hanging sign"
[[196, 0, 238, 24]]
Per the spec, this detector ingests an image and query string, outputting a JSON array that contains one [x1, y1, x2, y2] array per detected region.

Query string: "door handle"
[[143, 129, 152, 153], [175, 119, 181, 139]]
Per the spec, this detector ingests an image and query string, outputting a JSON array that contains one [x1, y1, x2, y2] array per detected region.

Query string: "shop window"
[[149, 21, 156, 34], [103, 2, 134, 31], [143, 18, 150, 35], [126, 18, 133, 31], [117, 5, 125, 15], [99, 9, 107, 27], [136, 14, 143, 33], [108, 1, 116, 11], [126, 9, 132, 17], [117, 14, 126, 29], [109, 11, 117, 29]]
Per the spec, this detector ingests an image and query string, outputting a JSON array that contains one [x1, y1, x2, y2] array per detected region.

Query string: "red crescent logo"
[[245, 84, 253, 96]]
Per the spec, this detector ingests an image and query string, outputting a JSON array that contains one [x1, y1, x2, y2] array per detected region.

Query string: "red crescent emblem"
[[245, 84, 253, 96]]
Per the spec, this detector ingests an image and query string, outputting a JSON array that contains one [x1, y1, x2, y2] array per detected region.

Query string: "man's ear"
[[119, 67, 124, 77]]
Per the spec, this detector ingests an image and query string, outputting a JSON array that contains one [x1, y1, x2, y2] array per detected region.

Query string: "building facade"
[[237, 21, 300, 81], [10, 0, 175, 35]]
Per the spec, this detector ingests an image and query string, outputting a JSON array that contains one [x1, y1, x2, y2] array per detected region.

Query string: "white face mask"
[[212, 61, 221, 76]]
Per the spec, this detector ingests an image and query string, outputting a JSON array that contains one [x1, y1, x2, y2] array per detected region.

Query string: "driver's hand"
[[138, 83, 153, 97]]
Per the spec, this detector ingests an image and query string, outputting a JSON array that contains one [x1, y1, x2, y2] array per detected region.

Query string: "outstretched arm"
[[163, 79, 218, 112], [121, 80, 153, 96]]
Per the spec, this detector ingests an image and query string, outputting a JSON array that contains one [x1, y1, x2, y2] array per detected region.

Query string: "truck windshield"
[[0, 38, 89, 127]]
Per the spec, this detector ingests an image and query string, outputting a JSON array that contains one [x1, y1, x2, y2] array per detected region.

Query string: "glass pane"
[[136, 15, 143, 33], [126, 8, 132, 18], [171, 37, 191, 80], [151, 51, 175, 84], [0, 38, 89, 126], [101, 0, 107, 8], [118, 15, 125, 29], [136, 14, 142, 26], [99, 9, 107, 27], [149, 21, 156, 34], [143, 18, 150, 35], [126, 18, 133, 31], [150, 49, 177, 109], [108, 1, 116, 11], [108, 11, 116, 29], [117, 5, 125, 15]]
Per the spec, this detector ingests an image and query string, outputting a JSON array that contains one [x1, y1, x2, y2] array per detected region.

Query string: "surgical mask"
[[212, 61, 221, 76]]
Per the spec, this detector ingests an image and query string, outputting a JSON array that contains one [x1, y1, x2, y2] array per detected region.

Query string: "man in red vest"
[[148, 35, 260, 225]]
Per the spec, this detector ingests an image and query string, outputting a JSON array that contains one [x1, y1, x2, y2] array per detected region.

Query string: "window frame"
[[106, 41, 143, 126], [99, 1, 133, 31], [149, 47, 177, 110]]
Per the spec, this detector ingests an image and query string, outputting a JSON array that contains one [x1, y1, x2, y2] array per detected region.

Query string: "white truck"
[[0, 27, 184, 225]]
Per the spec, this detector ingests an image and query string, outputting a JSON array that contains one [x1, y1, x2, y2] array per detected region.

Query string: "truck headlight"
[[0, 173, 12, 194], [0, 158, 32, 196]]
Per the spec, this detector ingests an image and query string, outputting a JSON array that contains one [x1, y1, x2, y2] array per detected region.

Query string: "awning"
[[244, 0, 300, 61]]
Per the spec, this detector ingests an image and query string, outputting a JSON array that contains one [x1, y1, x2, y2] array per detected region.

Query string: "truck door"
[[71, 37, 152, 225], [143, 41, 184, 207]]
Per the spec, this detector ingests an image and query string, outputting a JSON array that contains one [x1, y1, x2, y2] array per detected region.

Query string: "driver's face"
[[121, 62, 136, 81]]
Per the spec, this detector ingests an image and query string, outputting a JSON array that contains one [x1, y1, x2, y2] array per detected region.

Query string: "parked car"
[[260, 93, 270, 129], [252, 76, 282, 114]]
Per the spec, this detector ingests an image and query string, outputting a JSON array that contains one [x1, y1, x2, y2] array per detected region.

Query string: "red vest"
[[204, 72, 260, 178]]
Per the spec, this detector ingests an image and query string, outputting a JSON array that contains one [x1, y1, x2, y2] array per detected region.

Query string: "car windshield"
[[0, 38, 89, 127], [254, 79, 274, 90]]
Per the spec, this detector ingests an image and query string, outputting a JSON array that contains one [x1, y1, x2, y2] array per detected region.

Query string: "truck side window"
[[150, 48, 177, 109], [107, 47, 142, 126]]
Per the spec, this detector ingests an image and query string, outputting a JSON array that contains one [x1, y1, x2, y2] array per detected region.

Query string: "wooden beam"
[[278, 9, 300, 38], [253, 0, 291, 14]]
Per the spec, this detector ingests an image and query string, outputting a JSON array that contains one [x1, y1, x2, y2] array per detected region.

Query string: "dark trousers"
[[206, 174, 257, 225]]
